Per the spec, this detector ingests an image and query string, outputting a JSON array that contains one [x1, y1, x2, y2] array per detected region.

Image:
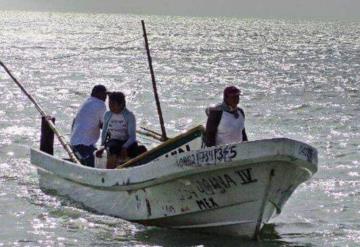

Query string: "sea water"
[[0, 11, 359, 246]]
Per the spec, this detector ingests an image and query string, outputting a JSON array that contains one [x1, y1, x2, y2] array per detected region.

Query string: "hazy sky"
[[0, 0, 359, 19]]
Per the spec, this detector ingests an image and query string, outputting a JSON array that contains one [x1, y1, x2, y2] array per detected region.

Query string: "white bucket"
[[94, 150, 107, 169]]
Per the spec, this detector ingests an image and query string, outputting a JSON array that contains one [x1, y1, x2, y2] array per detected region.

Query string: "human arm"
[[238, 107, 248, 141], [205, 108, 222, 147], [98, 104, 106, 129], [242, 129, 248, 141], [122, 111, 136, 150], [101, 111, 111, 146]]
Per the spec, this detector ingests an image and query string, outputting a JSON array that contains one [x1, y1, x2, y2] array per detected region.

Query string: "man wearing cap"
[[70, 85, 107, 167], [205, 86, 248, 147]]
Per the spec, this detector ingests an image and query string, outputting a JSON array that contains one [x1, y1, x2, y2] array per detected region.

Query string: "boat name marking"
[[145, 199, 152, 217], [165, 144, 191, 158], [176, 145, 237, 167], [161, 205, 176, 215], [235, 168, 258, 184], [194, 168, 257, 196], [196, 173, 237, 195], [177, 168, 257, 202], [196, 197, 219, 210]]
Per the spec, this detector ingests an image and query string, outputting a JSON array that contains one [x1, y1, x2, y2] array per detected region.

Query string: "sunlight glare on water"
[[0, 11, 359, 246]]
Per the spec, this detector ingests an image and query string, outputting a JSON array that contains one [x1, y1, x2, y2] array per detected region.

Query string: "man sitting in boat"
[[70, 85, 107, 167], [97, 92, 139, 169], [205, 86, 248, 147]]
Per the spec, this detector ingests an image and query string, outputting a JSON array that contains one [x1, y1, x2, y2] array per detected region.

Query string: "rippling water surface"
[[0, 11, 359, 246]]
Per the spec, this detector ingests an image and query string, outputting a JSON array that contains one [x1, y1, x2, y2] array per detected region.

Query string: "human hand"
[[95, 148, 104, 158]]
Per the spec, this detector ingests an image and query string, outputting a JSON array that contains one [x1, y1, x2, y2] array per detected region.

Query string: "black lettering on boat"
[[204, 198, 212, 208], [224, 174, 237, 187], [208, 150, 214, 162], [230, 145, 237, 159], [217, 175, 230, 190], [165, 145, 192, 159], [209, 177, 223, 192], [177, 145, 237, 168], [209, 197, 219, 208], [203, 178, 215, 195], [145, 199, 152, 216], [177, 154, 197, 167], [162, 205, 176, 215], [187, 189, 199, 200], [223, 146, 231, 162], [196, 151, 204, 164], [179, 188, 199, 200], [196, 199, 208, 210], [196, 197, 219, 210], [235, 168, 258, 184], [215, 148, 223, 161], [196, 174, 237, 195], [196, 179, 215, 195]]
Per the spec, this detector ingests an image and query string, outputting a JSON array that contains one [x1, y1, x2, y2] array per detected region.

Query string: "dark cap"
[[223, 86, 241, 98], [91, 85, 107, 96]]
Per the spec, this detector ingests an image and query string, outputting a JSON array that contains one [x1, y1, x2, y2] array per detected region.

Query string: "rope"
[[51, 36, 143, 60]]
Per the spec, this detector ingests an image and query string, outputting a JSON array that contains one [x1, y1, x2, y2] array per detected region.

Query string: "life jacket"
[[205, 104, 246, 147]]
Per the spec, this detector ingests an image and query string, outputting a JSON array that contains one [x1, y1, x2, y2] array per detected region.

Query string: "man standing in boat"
[[205, 86, 248, 147], [97, 92, 139, 169], [70, 85, 107, 167]]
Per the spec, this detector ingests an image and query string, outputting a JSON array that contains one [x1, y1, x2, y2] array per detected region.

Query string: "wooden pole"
[[0, 61, 81, 164], [136, 129, 162, 142], [40, 116, 55, 155], [140, 126, 162, 137], [141, 20, 168, 141]]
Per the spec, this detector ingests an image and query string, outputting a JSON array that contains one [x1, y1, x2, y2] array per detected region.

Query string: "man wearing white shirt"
[[70, 85, 107, 167], [205, 86, 248, 147]]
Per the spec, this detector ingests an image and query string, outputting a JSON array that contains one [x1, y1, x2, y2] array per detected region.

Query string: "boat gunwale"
[[31, 138, 318, 191]]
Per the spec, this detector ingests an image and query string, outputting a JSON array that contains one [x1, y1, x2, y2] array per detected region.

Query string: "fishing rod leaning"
[[141, 20, 168, 142], [0, 61, 81, 164]]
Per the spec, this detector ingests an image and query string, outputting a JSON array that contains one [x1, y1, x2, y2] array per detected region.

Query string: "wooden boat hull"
[[31, 138, 317, 238]]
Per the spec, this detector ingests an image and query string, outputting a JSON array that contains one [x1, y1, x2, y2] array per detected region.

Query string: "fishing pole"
[[141, 20, 168, 142], [0, 61, 81, 164]]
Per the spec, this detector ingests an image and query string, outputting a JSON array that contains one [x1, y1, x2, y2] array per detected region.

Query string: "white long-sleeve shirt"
[[70, 97, 106, 146]]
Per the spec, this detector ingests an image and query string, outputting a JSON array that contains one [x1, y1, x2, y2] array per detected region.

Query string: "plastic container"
[[94, 150, 107, 169]]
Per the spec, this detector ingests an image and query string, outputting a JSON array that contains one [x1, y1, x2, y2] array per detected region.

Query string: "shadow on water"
[[30, 190, 313, 247], [133, 224, 298, 247]]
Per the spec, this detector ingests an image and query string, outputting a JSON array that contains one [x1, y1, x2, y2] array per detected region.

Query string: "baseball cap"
[[223, 86, 241, 98]]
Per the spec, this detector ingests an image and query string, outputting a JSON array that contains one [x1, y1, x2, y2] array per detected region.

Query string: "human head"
[[223, 86, 241, 108], [108, 92, 126, 113], [91, 85, 107, 101]]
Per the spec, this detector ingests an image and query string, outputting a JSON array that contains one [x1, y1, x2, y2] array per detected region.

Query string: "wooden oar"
[[136, 129, 162, 142], [0, 61, 81, 164], [141, 20, 168, 142], [140, 126, 162, 137]]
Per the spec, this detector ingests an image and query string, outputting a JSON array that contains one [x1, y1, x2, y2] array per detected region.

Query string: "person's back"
[[70, 96, 106, 146], [70, 85, 107, 167]]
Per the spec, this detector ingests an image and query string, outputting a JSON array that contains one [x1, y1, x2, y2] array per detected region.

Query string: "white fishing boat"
[[30, 126, 318, 239]]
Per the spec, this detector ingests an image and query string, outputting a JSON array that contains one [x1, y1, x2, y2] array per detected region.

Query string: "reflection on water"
[[0, 10, 360, 246]]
